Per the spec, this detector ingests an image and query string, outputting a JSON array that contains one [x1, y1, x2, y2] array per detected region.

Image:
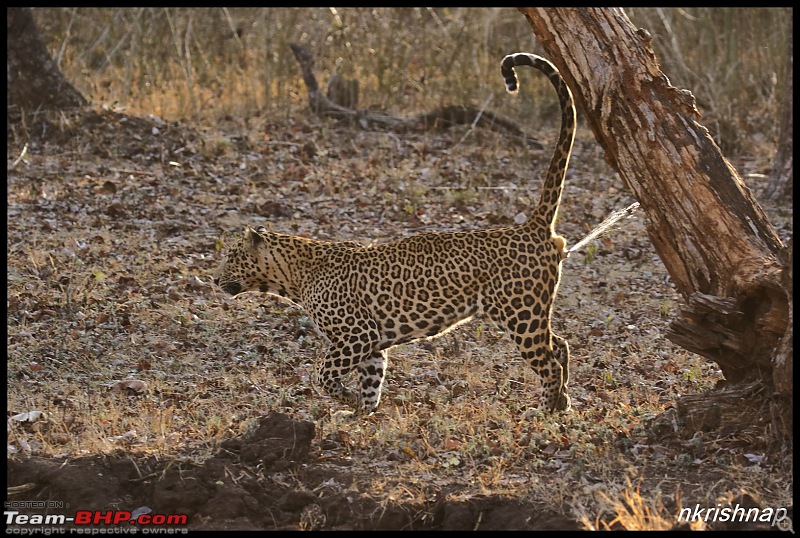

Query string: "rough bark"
[[518, 9, 791, 401], [289, 43, 542, 147], [7, 8, 88, 113]]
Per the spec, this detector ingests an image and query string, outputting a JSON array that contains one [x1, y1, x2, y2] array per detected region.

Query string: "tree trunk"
[[764, 23, 792, 201], [7, 7, 88, 113], [517, 9, 791, 402]]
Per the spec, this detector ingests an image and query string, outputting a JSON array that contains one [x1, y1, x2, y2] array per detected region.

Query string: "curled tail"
[[501, 53, 576, 229]]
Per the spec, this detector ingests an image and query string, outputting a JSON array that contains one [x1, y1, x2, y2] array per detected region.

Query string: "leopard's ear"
[[246, 227, 265, 246]]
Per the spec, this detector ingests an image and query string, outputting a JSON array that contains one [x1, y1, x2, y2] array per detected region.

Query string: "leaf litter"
[[6, 107, 791, 530]]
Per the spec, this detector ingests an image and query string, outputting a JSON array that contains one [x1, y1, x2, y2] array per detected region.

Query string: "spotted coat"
[[215, 53, 575, 415]]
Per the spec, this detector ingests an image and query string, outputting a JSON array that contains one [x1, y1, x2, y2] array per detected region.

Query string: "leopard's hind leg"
[[486, 302, 570, 413], [550, 332, 571, 411]]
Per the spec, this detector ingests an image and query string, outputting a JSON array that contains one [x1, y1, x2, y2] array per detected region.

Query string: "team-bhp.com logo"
[[6, 506, 188, 534]]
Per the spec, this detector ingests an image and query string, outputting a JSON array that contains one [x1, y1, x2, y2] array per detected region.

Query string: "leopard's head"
[[214, 226, 289, 297]]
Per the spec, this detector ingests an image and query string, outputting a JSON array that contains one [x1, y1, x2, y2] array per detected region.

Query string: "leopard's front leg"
[[315, 338, 387, 414], [315, 342, 360, 410]]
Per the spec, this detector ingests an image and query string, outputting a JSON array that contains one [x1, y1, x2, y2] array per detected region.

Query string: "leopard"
[[215, 52, 576, 416]]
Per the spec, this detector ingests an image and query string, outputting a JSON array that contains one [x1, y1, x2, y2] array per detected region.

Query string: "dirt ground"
[[8, 412, 577, 530], [7, 108, 792, 530]]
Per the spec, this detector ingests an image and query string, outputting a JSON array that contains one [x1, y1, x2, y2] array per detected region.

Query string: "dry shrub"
[[34, 7, 790, 151]]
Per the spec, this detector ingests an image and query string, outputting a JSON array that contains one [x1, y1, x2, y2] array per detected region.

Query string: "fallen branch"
[[289, 43, 542, 148], [9, 143, 28, 171]]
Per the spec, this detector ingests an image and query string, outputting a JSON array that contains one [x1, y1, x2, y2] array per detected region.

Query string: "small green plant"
[[583, 243, 599, 266], [602, 370, 614, 385], [659, 300, 671, 319], [446, 188, 479, 209], [682, 364, 703, 385], [91, 267, 107, 282], [200, 136, 234, 159]]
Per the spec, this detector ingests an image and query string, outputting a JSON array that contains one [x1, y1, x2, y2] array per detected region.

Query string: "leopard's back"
[[303, 221, 563, 352]]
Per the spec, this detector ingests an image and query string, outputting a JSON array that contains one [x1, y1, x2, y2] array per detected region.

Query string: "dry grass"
[[33, 8, 790, 147]]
